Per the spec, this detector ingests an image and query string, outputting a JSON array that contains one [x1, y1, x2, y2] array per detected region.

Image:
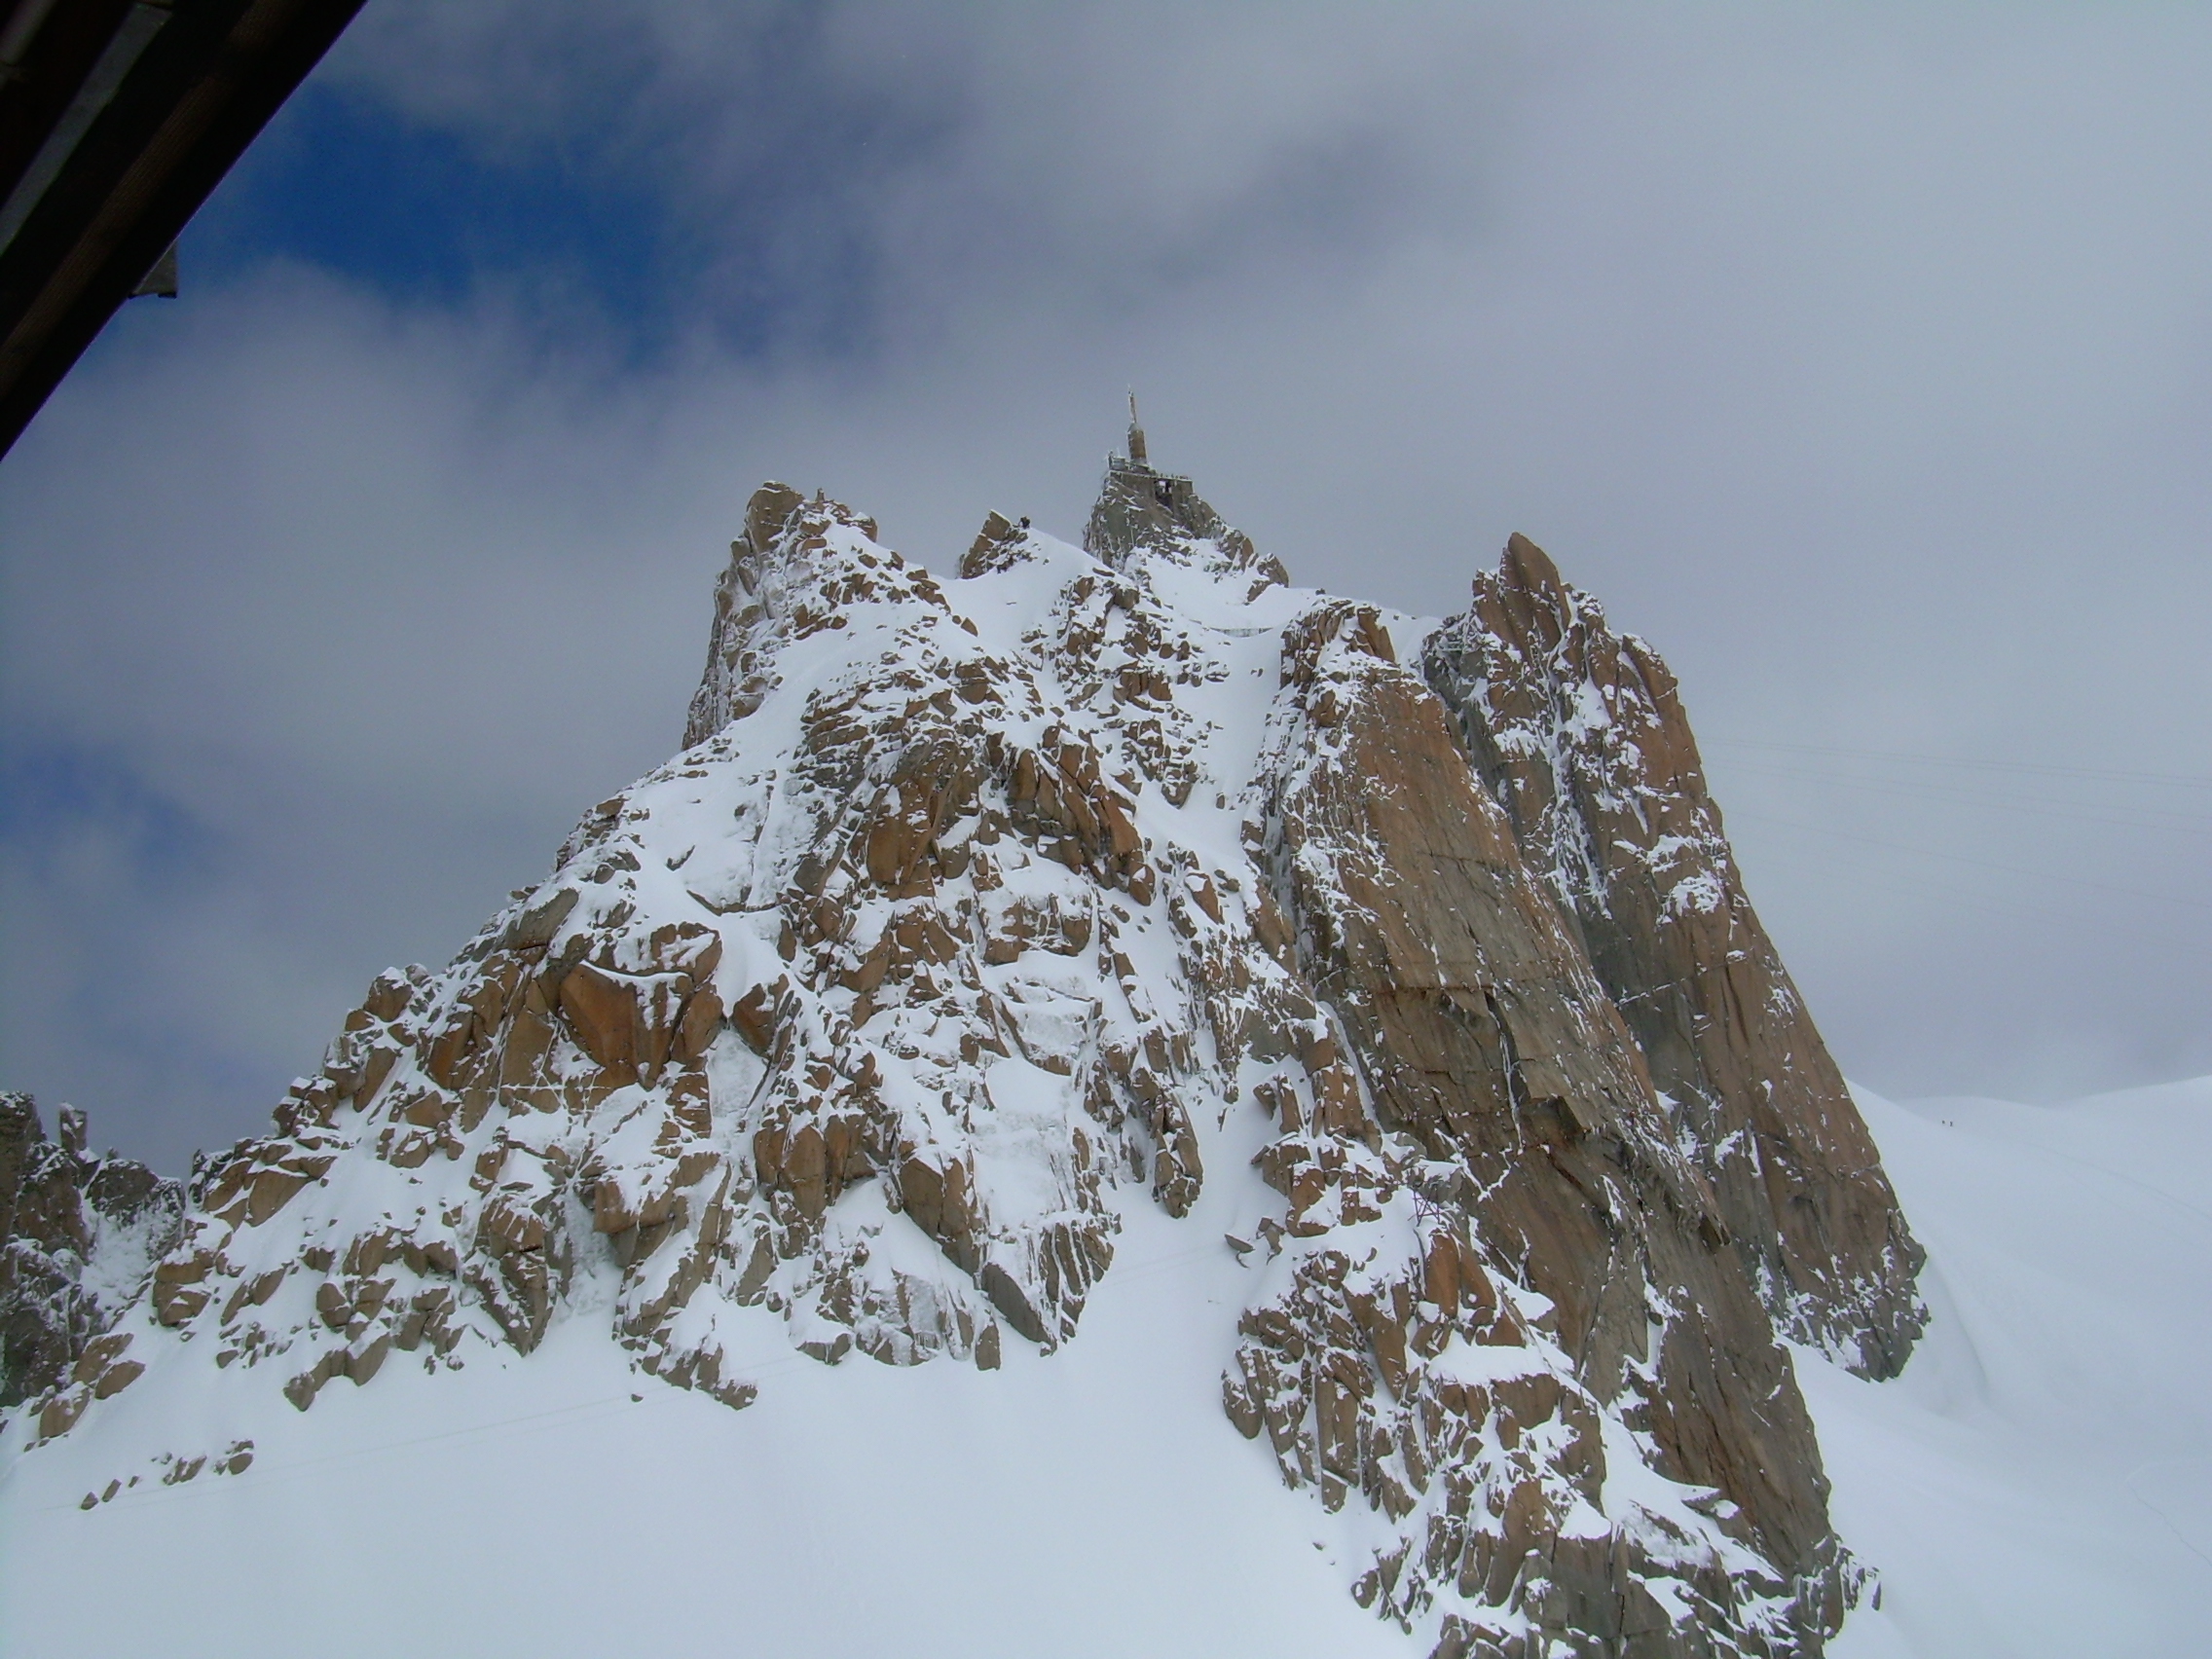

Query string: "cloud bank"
[[5, 2, 2210, 1169]]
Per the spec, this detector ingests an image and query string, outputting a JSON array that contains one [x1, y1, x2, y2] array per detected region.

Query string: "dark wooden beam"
[[0, 0, 365, 459]]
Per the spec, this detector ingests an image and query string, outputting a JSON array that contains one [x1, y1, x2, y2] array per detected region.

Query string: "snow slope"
[[1810, 1080, 2212, 1657], [4, 1077, 2203, 1655], [0, 1189, 1407, 1659]]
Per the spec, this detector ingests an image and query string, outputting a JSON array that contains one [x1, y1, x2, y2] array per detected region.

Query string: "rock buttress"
[[1242, 600, 1851, 1655], [1422, 534, 1925, 1378]]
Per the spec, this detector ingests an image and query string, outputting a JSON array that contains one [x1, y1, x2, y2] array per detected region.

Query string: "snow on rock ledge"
[[0, 1093, 182, 1419]]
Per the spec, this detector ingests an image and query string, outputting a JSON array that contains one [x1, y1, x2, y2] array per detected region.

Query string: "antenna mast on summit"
[[1125, 390, 1149, 468]]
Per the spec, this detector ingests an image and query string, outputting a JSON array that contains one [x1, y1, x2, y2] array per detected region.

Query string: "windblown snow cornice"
[[3, 443, 1924, 1658]]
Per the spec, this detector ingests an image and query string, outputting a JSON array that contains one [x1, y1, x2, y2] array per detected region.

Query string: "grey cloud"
[[5, 4, 2210, 1168]]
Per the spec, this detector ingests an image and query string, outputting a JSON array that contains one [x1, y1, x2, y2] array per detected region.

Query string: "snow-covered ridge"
[[1, 443, 1926, 1658]]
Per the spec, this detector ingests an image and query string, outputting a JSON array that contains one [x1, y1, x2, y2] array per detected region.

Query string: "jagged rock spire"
[[1423, 535, 1927, 1377], [0, 1094, 181, 1410]]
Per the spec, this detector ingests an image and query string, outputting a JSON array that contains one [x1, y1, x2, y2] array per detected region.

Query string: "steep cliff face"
[[1, 445, 1920, 1657], [1246, 603, 1844, 1649], [1421, 535, 1925, 1379], [0, 1094, 182, 1408]]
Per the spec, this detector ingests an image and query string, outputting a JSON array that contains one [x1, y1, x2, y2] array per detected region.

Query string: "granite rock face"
[[0, 1093, 182, 1408], [3, 431, 1922, 1656], [1422, 535, 1925, 1380], [1244, 599, 1846, 1649]]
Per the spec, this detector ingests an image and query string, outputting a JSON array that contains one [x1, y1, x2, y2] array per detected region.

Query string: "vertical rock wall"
[[1423, 535, 1925, 1379], [1236, 599, 1848, 1653]]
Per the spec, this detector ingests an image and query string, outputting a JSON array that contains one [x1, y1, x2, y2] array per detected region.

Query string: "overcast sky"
[[4, 2, 2209, 1172]]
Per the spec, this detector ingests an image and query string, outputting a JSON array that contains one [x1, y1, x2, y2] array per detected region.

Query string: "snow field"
[[7, 1076, 2206, 1655], [1813, 1080, 2212, 1657]]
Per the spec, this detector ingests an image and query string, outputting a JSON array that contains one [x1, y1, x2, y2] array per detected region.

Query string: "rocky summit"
[[2, 418, 1923, 1658]]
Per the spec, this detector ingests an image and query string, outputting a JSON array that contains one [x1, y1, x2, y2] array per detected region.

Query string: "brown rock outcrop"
[[1423, 535, 1925, 1377], [1245, 600, 1849, 1650]]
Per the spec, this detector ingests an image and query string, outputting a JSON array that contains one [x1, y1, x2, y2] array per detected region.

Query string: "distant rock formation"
[[0, 1093, 182, 1410], [3, 441, 1923, 1657]]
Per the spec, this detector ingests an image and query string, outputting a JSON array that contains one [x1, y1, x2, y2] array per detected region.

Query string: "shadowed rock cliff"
[[1, 1093, 182, 1408]]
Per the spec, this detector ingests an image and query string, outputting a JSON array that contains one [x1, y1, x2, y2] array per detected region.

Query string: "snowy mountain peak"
[[3, 459, 1926, 1658]]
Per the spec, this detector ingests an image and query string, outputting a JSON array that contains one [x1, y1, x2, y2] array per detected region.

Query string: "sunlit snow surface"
[[3, 1075, 2206, 1654]]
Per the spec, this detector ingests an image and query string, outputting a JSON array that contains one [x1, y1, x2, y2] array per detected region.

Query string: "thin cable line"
[[1737, 833, 2207, 953], [1715, 758, 2212, 837], [1729, 810, 2212, 916], [1707, 738, 2212, 792]]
